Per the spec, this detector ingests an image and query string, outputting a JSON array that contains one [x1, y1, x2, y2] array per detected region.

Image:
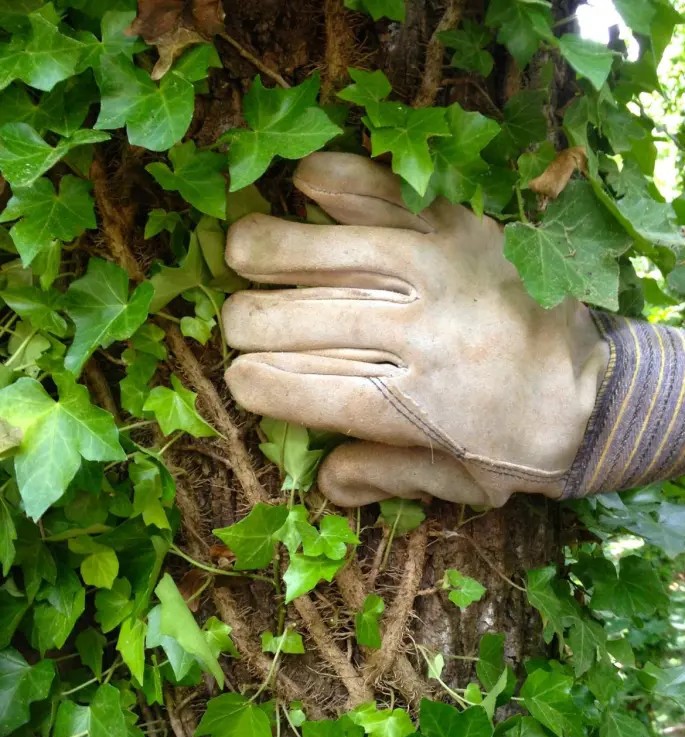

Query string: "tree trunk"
[[162, 0, 580, 729]]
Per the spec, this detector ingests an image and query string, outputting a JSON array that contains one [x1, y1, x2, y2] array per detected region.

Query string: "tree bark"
[[159, 0, 581, 727]]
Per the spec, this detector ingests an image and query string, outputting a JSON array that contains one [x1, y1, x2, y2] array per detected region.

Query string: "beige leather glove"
[[221, 152, 616, 507]]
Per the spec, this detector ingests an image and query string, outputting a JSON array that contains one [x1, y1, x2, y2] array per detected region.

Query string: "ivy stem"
[[4, 328, 37, 368], [168, 543, 275, 585], [416, 645, 469, 709], [380, 512, 400, 572], [515, 186, 529, 224], [120, 420, 157, 432], [157, 311, 181, 324], [199, 285, 228, 364], [251, 632, 286, 702], [281, 703, 302, 737], [61, 657, 121, 696], [159, 432, 183, 455]]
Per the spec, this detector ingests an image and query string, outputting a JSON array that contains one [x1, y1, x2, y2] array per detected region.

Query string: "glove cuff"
[[563, 312, 685, 499]]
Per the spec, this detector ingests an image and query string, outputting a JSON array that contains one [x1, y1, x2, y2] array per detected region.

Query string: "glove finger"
[[222, 287, 412, 358], [294, 153, 440, 233], [226, 213, 423, 293], [318, 442, 499, 508], [225, 353, 428, 448]]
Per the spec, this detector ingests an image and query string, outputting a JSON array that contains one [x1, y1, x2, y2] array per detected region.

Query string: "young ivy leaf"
[[0, 175, 96, 266], [504, 180, 632, 311], [485, 0, 554, 70], [204, 616, 240, 659], [378, 498, 425, 535], [69, 537, 119, 589], [355, 594, 385, 649], [348, 703, 416, 737], [0, 649, 55, 737], [146, 141, 227, 219], [259, 417, 325, 491], [143, 374, 218, 438], [129, 453, 171, 530], [155, 573, 225, 687], [343, 0, 405, 21], [213, 503, 289, 570], [337, 68, 392, 121], [0, 9, 85, 91], [301, 515, 360, 560], [364, 102, 449, 196], [223, 74, 342, 191], [443, 569, 486, 610], [439, 21, 494, 77], [0, 123, 109, 187], [558, 35, 616, 91], [261, 628, 306, 655], [53, 683, 128, 737], [196, 693, 272, 737], [283, 554, 345, 603], [0, 374, 125, 520], [64, 258, 154, 375], [274, 504, 319, 556], [94, 54, 194, 152]]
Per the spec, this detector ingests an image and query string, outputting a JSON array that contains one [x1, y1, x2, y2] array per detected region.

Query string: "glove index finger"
[[294, 152, 438, 234]]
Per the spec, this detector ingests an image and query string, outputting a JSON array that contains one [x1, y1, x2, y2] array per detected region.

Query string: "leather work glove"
[[222, 153, 685, 508]]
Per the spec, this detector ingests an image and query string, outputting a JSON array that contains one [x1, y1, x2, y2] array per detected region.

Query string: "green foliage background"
[[0, 1, 684, 736]]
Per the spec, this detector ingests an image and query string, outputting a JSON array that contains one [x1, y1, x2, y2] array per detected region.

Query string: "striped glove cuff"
[[563, 312, 685, 499]]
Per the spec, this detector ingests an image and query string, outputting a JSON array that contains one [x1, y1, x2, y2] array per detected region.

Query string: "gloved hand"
[[222, 153, 685, 507]]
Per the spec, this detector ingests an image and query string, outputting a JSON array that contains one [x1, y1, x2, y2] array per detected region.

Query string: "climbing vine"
[[0, 1, 684, 736]]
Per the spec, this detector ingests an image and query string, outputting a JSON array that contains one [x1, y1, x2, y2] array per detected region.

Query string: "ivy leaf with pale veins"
[[0, 648, 55, 737], [213, 503, 289, 570], [94, 54, 194, 151], [599, 712, 648, 737], [0, 9, 85, 92], [146, 141, 227, 219], [301, 515, 360, 560], [0, 374, 125, 520], [224, 74, 341, 191], [344, 0, 405, 21], [53, 684, 127, 737], [196, 693, 272, 737], [504, 180, 632, 310], [0, 176, 95, 266], [520, 669, 583, 737], [558, 35, 616, 90], [485, 0, 554, 69], [337, 68, 392, 121], [0, 285, 68, 337], [143, 374, 217, 438], [0, 123, 109, 187], [64, 258, 153, 375], [365, 102, 448, 196], [355, 594, 385, 649]]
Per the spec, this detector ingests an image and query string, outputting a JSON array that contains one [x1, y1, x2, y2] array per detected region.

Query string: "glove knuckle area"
[[224, 212, 273, 275]]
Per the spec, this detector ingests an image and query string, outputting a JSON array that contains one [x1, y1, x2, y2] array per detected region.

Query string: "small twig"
[[219, 32, 290, 88], [168, 543, 274, 585], [445, 531, 526, 592], [414, 0, 466, 107]]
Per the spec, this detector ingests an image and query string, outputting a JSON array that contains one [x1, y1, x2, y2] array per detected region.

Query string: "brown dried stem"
[[219, 32, 290, 88]]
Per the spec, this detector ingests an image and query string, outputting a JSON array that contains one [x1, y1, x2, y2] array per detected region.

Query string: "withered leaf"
[[529, 146, 588, 200]]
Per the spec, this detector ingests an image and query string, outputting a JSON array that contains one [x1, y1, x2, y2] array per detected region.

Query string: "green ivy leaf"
[[0, 285, 68, 336], [439, 21, 494, 77], [558, 35, 615, 90], [144, 209, 183, 239], [79, 543, 119, 589], [259, 417, 325, 491], [378, 498, 425, 535], [146, 605, 198, 683], [643, 662, 685, 700], [64, 258, 153, 375], [355, 594, 385, 649], [283, 554, 345, 603], [196, 693, 272, 737], [599, 711, 648, 737], [566, 617, 606, 676], [204, 616, 240, 659], [213, 503, 289, 570], [477, 633, 515, 700], [0, 123, 109, 187], [172, 43, 222, 83], [261, 629, 306, 655], [143, 375, 217, 438], [155, 573, 224, 687], [485, 0, 553, 69], [337, 68, 392, 121], [225, 74, 341, 191], [54, 684, 128, 737], [149, 233, 209, 313], [590, 554, 668, 618], [146, 141, 227, 219], [130, 453, 171, 529], [0, 374, 125, 519], [526, 567, 574, 644], [442, 569, 487, 610], [520, 669, 583, 737], [613, 0, 656, 35], [343, 0, 405, 22], [0, 497, 17, 577], [504, 180, 632, 310], [365, 103, 448, 196], [0, 175, 95, 266], [116, 616, 146, 683], [0, 648, 55, 737], [75, 627, 106, 679], [274, 505, 319, 556], [0, 593, 27, 650], [0, 8, 85, 92], [94, 54, 194, 151], [302, 716, 364, 737], [31, 567, 85, 652], [349, 703, 416, 737], [301, 515, 359, 560]]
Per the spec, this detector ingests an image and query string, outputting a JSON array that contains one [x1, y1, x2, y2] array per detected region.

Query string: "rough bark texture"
[[95, 0, 582, 731]]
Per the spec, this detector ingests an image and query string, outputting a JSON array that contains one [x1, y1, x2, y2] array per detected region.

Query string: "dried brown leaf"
[[529, 146, 588, 199], [178, 568, 209, 611]]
